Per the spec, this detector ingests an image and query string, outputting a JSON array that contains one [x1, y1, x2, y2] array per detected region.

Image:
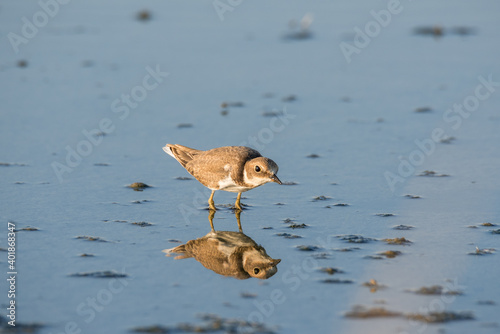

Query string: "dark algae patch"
[[362, 279, 386, 292], [406, 311, 474, 323], [131, 221, 154, 227], [288, 223, 307, 229], [16, 226, 39, 231], [418, 170, 450, 177], [414, 106, 433, 113], [283, 218, 308, 229], [383, 237, 412, 245], [321, 278, 353, 284], [127, 182, 151, 191], [69, 270, 128, 278], [379, 250, 402, 258], [404, 194, 421, 199], [75, 236, 109, 242], [0, 314, 44, 332], [468, 247, 495, 255], [131, 313, 277, 334], [296, 245, 320, 252], [345, 306, 402, 318], [312, 195, 330, 201], [408, 285, 463, 296], [136, 10, 152, 21], [319, 267, 344, 275], [275, 233, 301, 239], [336, 235, 376, 243], [393, 225, 414, 230]]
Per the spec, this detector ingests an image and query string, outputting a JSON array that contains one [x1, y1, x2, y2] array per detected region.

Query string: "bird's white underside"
[[217, 175, 253, 192], [216, 170, 270, 193]]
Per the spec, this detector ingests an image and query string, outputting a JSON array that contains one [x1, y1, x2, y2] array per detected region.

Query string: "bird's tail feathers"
[[162, 144, 201, 167], [162, 244, 192, 260]]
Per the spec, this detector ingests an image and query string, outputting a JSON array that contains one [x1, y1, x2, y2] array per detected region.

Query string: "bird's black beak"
[[271, 174, 282, 185]]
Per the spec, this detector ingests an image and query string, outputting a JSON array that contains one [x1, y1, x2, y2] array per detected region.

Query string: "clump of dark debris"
[[321, 278, 353, 284], [406, 311, 474, 323], [418, 170, 450, 177], [312, 195, 330, 201], [131, 221, 154, 227], [336, 235, 376, 243], [69, 270, 128, 278], [414, 106, 433, 113], [283, 218, 308, 229], [296, 245, 321, 252], [0, 314, 43, 332], [75, 236, 109, 242], [362, 279, 386, 292], [383, 237, 412, 245], [413, 25, 476, 37], [345, 306, 474, 323], [128, 182, 151, 191], [136, 10, 152, 21], [275, 233, 302, 239], [468, 247, 495, 255], [393, 225, 415, 230], [319, 267, 344, 275], [375, 213, 395, 217], [131, 313, 277, 334], [378, 250, 402, 259], [15, 226, 39, 231], [407, 285, 463, 296], [345, 306, 402, 318]]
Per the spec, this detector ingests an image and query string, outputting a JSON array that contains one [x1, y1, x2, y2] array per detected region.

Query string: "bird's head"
[[244, 157, 282, 187]]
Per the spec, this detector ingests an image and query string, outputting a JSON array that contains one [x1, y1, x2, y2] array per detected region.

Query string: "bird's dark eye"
[[253, 268, 260, 275], [255, 166, 261, 172]]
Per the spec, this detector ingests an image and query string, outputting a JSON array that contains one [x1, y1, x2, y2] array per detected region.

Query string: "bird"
[[164, 211, 281, 279], [163, 144, 282, 210]]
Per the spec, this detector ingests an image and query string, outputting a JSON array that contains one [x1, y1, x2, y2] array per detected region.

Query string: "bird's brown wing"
[[185, 146, 261, 188]]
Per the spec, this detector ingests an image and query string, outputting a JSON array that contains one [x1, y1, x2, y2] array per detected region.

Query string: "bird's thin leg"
[[208, 210, 215, 232], [208, 190, 216, 211], [235, 192, 243, 211], [235, 210, 243, 233]]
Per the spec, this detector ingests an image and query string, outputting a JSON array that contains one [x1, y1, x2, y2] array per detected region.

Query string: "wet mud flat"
[[1, 1, 500, 334]]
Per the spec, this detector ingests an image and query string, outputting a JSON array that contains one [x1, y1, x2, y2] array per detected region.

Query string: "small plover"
[[163, 144, 282, 210]]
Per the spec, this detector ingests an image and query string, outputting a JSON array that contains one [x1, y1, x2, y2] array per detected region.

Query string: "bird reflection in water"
[[163, 211, 281, 279]]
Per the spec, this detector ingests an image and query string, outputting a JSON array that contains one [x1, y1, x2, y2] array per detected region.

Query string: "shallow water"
[[1, 0, 500, 333]]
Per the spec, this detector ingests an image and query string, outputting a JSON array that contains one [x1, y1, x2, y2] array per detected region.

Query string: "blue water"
[[1, 1, 500, 333]]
